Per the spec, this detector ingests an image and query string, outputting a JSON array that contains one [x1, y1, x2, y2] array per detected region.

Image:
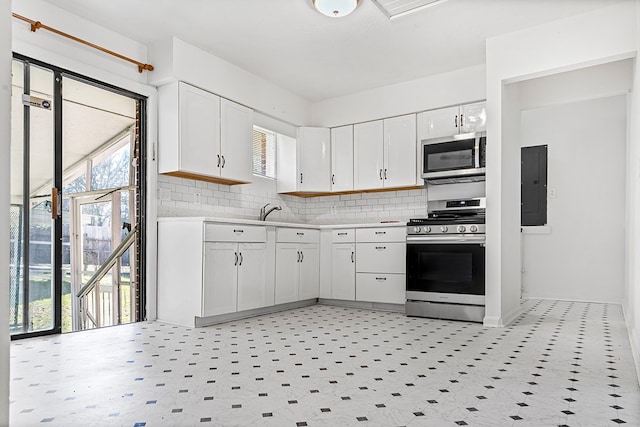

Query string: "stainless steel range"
[[405, 197, 486, 322]]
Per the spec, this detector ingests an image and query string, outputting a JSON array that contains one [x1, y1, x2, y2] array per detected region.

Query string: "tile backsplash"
[[157, 174, 428, 224]]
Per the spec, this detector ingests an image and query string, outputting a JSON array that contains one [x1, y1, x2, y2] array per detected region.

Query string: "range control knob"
[[440, 225, 448, 233], [413, 226, 421, 233], [425, 226, 431, 233], [470, 225, 478, 233], [458, 225, 466, 233]]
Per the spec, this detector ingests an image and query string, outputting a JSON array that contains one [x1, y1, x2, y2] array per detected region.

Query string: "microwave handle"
[[474, 137, 480, 169]]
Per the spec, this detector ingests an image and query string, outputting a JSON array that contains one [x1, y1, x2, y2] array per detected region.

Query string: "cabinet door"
[[383, 114, 416, 188], [331, 125, 354, 192], [420, 105, 459, 139], [237, 242, 268, 311], [331, 244, 355, 300], [203, 242, 238, 316], [356, 242, 406, 274], [298, 244, 320, 300], [353, 120, 384, 190], [460, 102, 487, 134], [275, 243, 299, 304], [178, 82, 221, 176], [297, 127, 331, 192], [356, 273, 406, 304], [220, 98, 254, 183]]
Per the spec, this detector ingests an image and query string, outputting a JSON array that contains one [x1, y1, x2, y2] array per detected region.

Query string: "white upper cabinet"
[[158, 81, 253, 185], [418, 101, 486, 140], [354, 115, 416, 190], [159, 81, 220, 177], [459, 102, 487, 134], [354, 120, 384, 190], [220, 98, 254, 184], [383, 114, 417, 188], [330, 125, 354, 192], [277, 127, 331, 194], [298, 127, 331, 192]]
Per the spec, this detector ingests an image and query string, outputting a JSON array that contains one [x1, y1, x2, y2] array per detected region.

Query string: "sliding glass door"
[[10, 55, 147, 338]]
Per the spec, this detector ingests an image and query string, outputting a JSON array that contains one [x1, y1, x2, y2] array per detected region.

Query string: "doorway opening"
[[9, 55, 147, 337]]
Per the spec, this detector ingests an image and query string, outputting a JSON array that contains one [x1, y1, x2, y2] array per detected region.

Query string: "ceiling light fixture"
[[313, 0, 359, 18]]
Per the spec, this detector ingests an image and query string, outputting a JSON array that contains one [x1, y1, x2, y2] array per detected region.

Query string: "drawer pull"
[[233, 229, 244, 233], [337, 232, 348, 236], [375, 231, 386, 235], [375, 277, 387, 281], [297, 232, 305, 236], [375, 246, 386, 250]]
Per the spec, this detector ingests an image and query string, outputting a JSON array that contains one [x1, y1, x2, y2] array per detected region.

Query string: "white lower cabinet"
[[158, 220, 272, 327], [237, 243, 270, 311], [275, 242, 319, 304], [331, 243, 356, 300], [275, 228, 320, 304], [356, 273, 406, 304], [355, 226, 406, 305], [203, 242, 238, 316]]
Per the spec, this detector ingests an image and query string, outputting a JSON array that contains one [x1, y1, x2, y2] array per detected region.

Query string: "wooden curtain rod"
[[12, 13, 154, 73]]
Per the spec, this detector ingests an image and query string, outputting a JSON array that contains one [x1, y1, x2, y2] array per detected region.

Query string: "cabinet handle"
[[454, 115, 458, 128], [351, 251, 355, 263], [297, 232, 305, 236], [375, 246, 387, 250], [221, 155, 226, 168], [234, 252, 238, 266], [460, 114, 464, 127], [375, 277, 387, 281], [300, 173, 303, 184], [379, 169, 383, 180], [217, 154, 221, 168], [331, 174, 335, 185], [375, 231, 386, 235], [233, 229, 244, 233], [239, 252, 243, 266], [383, 169, 387, 180], [301, 251, 304, 262], [297, 251, 301, 262], [337, 232, 347, 236]]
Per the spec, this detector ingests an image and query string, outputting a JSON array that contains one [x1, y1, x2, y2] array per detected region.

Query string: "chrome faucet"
[[259, 203, 282, 221]]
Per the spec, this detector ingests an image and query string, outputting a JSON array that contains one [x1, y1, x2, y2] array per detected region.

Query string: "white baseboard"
[[622, 304, 640, 387]]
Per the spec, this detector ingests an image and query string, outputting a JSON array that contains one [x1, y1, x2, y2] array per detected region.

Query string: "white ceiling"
[[41, 0, 624, 102]]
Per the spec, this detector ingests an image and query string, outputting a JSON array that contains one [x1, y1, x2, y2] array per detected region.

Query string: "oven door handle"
[[406, 235, 486, 245]]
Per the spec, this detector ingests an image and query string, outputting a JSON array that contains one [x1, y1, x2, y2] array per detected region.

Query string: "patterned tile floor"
[[10, 299, 640, 426]]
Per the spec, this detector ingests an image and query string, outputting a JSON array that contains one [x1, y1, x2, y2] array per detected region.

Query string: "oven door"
[[406, 237, 485, 304]]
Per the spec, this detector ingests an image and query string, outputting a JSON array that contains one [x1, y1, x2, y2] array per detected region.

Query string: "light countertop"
[[157, 216, 407, 229]]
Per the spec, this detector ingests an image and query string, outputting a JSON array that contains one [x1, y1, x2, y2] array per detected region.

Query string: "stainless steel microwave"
[[421, 132, 486, 183]]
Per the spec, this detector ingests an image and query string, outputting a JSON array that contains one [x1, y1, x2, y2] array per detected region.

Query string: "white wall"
[[626, 21, 640, 380], [149, 37, 311, 127], [311, 64, 486, 127], [11, 0, 161, 321], [485, 0, 637, 328], [521, 95, 627, 303], [1, 0, 11, 423]]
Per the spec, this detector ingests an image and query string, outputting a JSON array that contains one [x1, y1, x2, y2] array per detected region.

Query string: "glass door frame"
[[11, 53, 148, 340]]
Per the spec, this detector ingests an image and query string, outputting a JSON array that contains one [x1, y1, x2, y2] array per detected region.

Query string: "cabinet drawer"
[[356, 227, 406, 243], [204, 223, 266, 242], [356, 242, 405, 274], [277, 227, 320, 243], [356, 273, 406, 304], [332, 229, 355, 243]]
